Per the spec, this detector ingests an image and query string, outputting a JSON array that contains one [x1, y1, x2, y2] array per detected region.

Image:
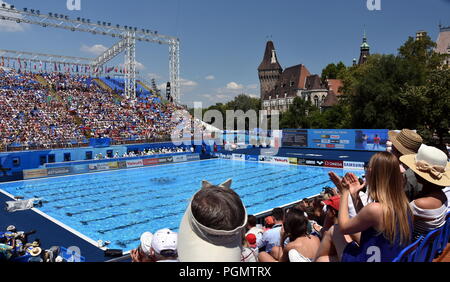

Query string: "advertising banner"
[[70, 165, 89, 174], [272, 157, 289, 165], [47, 167, 71, 176], [142, 158, 158, 166], [232, 154, 245, 161], [186, 154, 200, 161], [23, 169, 48, 179], [158, 157, 174, 164], [126, 159, 144, 168], [108, 162, 119, 169], [89, 163, 110, 171], [288, 158, 298, 165], [283, 129, 388, 151], [245, 155, 259, 162], [324, 160, 344, 169], [117, 161, 127, 169], [259, 155, 274, 163], [343, 161, 365, 170], [172, 155, 188, 163]]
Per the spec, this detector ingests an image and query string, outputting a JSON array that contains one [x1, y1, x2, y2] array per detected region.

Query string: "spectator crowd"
[[0, 68, 190, 150]]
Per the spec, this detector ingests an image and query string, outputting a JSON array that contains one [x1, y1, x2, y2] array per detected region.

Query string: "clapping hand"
[[328, 171, 343, 193], [342, 173, 366, 195]]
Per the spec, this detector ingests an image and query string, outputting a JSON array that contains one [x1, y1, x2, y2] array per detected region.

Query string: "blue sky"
[[0, 0, 449, 107]]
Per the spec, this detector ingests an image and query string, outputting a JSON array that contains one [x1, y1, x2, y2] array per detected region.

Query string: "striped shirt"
[[410, 200, 447, 240]]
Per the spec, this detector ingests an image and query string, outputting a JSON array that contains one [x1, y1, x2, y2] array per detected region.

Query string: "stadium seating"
[[392, 237, 423, 262], [414, 227, 443, 262]]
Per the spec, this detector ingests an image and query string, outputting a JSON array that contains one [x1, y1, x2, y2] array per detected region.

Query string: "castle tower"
[[258, 41, 283, 101], [358, 31, 370, 65]]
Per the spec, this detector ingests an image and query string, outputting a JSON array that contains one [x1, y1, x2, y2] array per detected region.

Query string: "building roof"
[[326, 79, 344, 95], [258, 41, 283, 71], [305, 75, 325, 90], [321, 91, 339, 108], [262, 64, 311, 100], [436, 26, 450, 54]]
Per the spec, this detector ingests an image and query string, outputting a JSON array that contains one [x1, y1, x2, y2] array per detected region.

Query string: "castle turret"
[[258, 41, 283, 101], [358, 31, 370, 65]]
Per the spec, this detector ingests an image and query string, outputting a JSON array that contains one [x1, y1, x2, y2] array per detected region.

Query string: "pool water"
[[0, 159, 361, 251]]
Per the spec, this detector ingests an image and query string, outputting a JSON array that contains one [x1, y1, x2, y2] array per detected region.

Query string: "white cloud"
[[205, 75, 215, 80], [247, 84, 258, 90], [0, 1, 27, 32], [135, 61, 145, 71], [180, 78, 198, 87], [80, 44, 108, 56], [226, 82, 244, 90]]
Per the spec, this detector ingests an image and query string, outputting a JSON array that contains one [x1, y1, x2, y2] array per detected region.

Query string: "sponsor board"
[[158, 157, 174, 164], [47, 167, 71, 176], [117, 161, 127, 169], [23, 169, 48, 179], [324, 160, 344, 168], [126, 160, 144, 168], [272, 157, 289, 164], [288, 158, 298, 165], [143, 158, 159, 166], [186, 154, 200, 161], [344, 161, 365, 170], [232, 154, 245, 161], [70, 165, 89, 174], [220, 154, 232, 160], [89, 163, 110, 171], [259, 155, 274, 163], [108, 162, 119, 169], [297, 158, 306, 165], [172, 155, 188, 163], [245, 155, 259, 162]]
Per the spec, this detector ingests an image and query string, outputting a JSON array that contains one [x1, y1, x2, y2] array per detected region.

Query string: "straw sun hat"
[[400, 145, 450, 187], [388, 129, 423, 156]]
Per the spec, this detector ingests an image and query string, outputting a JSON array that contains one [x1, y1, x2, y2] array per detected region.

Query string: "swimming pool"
[[0, 159, 362, 251]]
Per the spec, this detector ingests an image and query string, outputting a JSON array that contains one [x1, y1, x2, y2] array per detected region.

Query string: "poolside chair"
[[59, 247, 86, 262], [436, 212, 450, 256], [392, 237, 423, 262], [414, 227, 443, 262]]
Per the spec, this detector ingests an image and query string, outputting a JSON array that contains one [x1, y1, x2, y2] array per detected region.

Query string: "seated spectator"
[[257, 208, 284, 254], [399, 145, 449, 240], [259, 208, 320, 262], [28, 246, 43, 263], [318, 195, 341, 237], [315, 152, 412, 262], [245, 215, 263, 242], [151, 229, 178, 262], [263, 216, 275, 231], [178, 179, 247, 262], [241, 233, 259, 262], [130, 232, 155, 262]]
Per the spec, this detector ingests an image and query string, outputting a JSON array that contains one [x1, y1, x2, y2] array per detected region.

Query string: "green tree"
[[400, 69, 450, 149], [321, 61, 347, 81], [280, 97, 318, 129]]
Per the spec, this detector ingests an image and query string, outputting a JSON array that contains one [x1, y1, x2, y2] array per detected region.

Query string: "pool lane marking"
[[0, 158, 219, 186], [0, 189, 104, 252]]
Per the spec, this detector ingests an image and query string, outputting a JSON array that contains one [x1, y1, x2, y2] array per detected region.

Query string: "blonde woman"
[[315, 152, 412, 262]]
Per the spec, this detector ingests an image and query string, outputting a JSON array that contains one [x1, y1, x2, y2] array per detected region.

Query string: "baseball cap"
[[151, 228, 177, 256], [245, 233, 257, 248], [139, 232, 153, 255], [323, 195, 341, 211]]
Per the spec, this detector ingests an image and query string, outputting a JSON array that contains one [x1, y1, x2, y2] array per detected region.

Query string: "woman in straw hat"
[[399, 145, 449, 240], [315, 152, 412, 262]]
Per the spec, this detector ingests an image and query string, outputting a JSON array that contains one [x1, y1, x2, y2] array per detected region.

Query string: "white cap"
[[6, 225, 16, 232], [139, 232, 153, 255], [151, 229, 177, 254]]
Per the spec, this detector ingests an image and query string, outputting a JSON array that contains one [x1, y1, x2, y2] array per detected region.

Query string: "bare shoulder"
[[413, 196, 444, 210], [362, 202, 383, 217]]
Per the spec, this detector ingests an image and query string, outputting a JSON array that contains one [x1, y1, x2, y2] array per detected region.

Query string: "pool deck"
[[0, 190, 108, 262]]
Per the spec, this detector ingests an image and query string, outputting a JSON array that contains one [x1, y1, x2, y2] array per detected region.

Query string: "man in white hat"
[[151, 228, 178, 262], [178, 179, 247, 262]]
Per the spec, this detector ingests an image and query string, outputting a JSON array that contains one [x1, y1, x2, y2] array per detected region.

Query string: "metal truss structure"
[[0, 4, 181, 102]]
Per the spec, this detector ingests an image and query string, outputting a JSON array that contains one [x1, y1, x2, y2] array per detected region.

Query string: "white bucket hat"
[[400, 145, 450, 187], [139, 232, 153, 255], [178, 179, 248, 262]]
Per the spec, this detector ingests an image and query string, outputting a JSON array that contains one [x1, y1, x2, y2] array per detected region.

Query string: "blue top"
[[342, 227, 408, 262], [257, 224, 282, 254]]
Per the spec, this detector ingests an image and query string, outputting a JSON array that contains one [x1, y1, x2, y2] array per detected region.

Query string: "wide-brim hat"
[[400, 145, 450, 187], [178, 180, 248, 262], [388, 129, 423, 156], [30, 247, 42, 257]]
